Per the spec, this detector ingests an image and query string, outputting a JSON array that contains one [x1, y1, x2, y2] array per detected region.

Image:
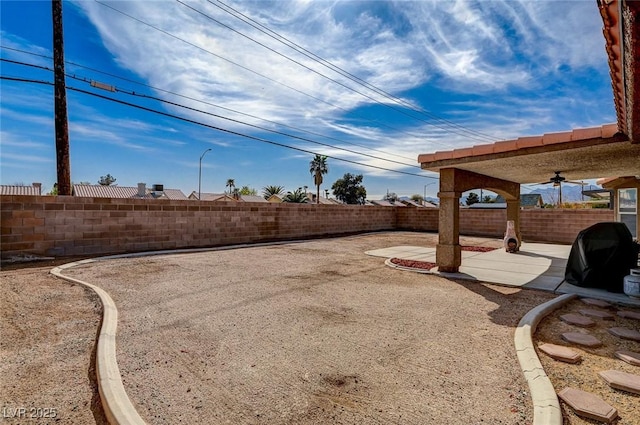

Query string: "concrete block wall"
[[397, 207, 614, 243], [1, 195, 615, 259], [0, 196, 396, 257]]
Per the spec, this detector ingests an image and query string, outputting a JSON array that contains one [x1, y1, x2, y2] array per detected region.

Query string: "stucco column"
[[506, 198, 522, 250], [437, 190, 461, 272]]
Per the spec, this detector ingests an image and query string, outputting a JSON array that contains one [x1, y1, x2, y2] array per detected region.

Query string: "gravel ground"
[[53, 231, 556, 425], [534, 299, 640, 425], [0, 265, 107, 424]]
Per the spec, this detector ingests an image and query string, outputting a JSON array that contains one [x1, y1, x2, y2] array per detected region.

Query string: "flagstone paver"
[[557, 387, 618, 423], [599, 370, 640, 395], [561, 332, 602, 347], [580, 298, 613, 308], [617, 310, 640, 320], [578, 309, 615, 320], [615, 350, 640, 367], [559, 313, 595, 327], [538, 343, 582, 364], [608, 327, 640, 341]]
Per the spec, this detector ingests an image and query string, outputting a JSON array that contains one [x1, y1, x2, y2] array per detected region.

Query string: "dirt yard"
[[5, 232, 634, 424], [0, 264, 107, 424]]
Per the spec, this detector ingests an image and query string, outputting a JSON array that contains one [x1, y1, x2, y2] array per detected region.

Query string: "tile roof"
[[417, 124, 619, 165]]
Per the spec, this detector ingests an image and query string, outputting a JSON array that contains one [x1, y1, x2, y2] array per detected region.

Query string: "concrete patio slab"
[[368, 242, 640, 307]]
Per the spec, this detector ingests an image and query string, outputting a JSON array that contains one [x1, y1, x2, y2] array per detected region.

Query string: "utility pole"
[[52, 0, 71, 195]]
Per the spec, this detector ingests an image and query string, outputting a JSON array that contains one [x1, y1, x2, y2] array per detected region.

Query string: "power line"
[[1, 57, 421, 169], [91, 0, 495, 147], [1, 75, 438, 180], [209, 0, 501, 143], [177, 0, 499, 143], [0, 45, 418, 162]]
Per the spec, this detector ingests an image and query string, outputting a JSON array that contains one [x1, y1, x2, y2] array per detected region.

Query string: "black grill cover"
[[564, 222, 636, 292]]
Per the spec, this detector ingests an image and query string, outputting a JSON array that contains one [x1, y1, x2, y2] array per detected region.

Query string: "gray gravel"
[[64, 232, 555, 424]]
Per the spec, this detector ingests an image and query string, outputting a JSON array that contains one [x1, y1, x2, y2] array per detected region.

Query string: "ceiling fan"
[[538, 171, 587, 206]]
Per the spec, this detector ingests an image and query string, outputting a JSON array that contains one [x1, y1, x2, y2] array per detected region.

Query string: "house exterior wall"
[[1, 195, 614, 258]]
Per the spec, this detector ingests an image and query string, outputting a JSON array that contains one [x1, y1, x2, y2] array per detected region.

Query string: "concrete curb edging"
[[514, 293, 577, 425], [51, 260, 147, 425]]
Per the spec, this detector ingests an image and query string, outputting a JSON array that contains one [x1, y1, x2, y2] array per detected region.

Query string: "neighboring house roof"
[[239, 195, 268, 203], [494, 194, 544, 208], [0, 183, 42, 195], [371, 199, 405, 207], [398, 199, 437, 208], [73, 184, 187, 200], [470, 194, 543, 209], [266, 194, 284, 203], [468, 203, 508, 209]]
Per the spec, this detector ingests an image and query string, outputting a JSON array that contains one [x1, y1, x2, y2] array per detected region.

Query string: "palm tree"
[[262, 185, 285, 200], [225, 178, 235, 194], [309, 154, 328, 204], [283, 188, 308, 203]]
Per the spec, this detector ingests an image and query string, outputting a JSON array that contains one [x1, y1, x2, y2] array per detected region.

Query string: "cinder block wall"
[[1, 195, 615, 258], [396, 207, 614, 243], [1, 196, 396, 257]]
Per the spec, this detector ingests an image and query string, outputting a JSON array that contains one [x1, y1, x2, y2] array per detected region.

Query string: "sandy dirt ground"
[[534, 299, 640, 425], [6, 231, 635, 425], [0, 264, 107, 424], [52, 231, 557, 425]]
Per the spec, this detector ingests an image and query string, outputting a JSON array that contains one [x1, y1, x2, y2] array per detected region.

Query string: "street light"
[[424, 182, 436, 205], [198, 148, 212, 200]]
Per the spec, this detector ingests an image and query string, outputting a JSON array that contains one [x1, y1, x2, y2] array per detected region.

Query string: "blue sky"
[[1, 0, 615, 199]]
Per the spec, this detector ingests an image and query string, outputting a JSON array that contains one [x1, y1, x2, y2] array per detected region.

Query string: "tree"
[[309, 154, 328, 205], [383, 192, 398, 202], [482, 195, 493, 203], [465, 192, 480, 206], [283, 188, 308, 203], [225, 178, 235, 194], [262, 185, 285, 199], [98, 174, 116, 186], [239, 186, 257, 196], [411, 194, 424, 204], [332, 173, 366, 205]]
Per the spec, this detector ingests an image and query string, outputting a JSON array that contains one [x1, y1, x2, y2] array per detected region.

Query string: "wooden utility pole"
[[52, 0, 71, 195]]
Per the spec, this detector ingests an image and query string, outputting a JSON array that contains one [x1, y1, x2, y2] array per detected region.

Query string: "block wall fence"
[[1, 195, 614, 258]]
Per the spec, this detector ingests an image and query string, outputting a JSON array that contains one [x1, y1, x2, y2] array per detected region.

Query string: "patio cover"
[[417, 0, 640, 272]]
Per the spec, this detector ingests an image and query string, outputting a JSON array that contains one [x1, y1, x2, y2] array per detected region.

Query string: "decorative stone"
[[538, 343, 582, 364], [617, 310, 640, 320], [599, 370, 640, 395], [561, 332, 602, 347], [580, 298, 613, 308], [560, 313, 596, 327], [578, 309, 615, 320], [615, 350, 640, 367], [608, 327, 640, 341], [557, 387, 618, 423]]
